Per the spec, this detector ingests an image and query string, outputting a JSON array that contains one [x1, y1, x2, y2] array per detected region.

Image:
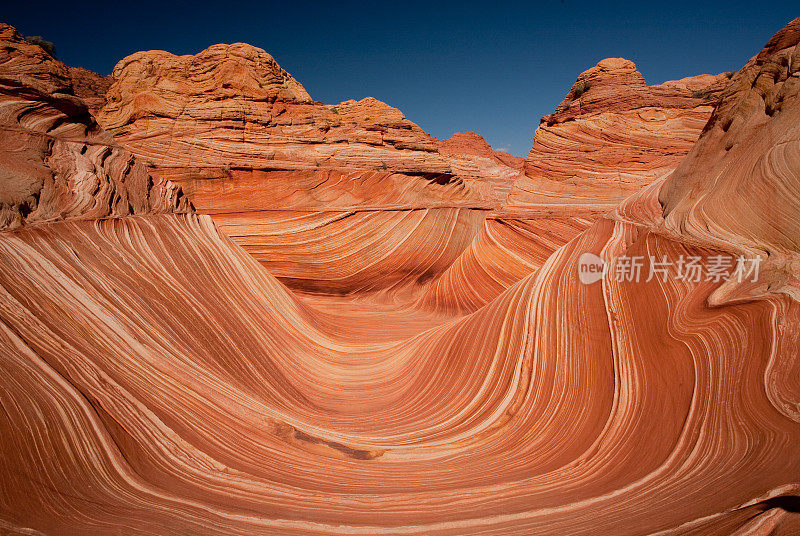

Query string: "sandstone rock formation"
[[423, 58, 731, 313], [0, 23, 190, 230], [437, 131, 524, 202], [1, 17, 800, 536], [414, 215, 592, 312], [95, 44, 526, 296], [503, 57, 730, 217], [92, 44, 723, 306], [650, 19, 800, 305], [438, 131, 523, 166], [96, 44, 492, 199], [67, 66, 112, 115]]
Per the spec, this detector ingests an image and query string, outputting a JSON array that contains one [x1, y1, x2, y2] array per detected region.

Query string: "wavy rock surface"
[[651, 18, 800, 304], [0, 23, 190, 230], [423, 60, 730, 313], [414, 215, 591, 313], [2, 214, 799, 535], [96, 47, 510, 202], [95, 45, 526, 296], [1, 18, 800, 536]]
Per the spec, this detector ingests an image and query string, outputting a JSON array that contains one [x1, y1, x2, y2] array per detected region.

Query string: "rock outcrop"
[[437, 131, 524, 201], [502, 57, 730, 217], [95, 44, 522, 296], [438, 131, 522, 165], [618, 16, 800, 305], [422, 58, 731, 313], [95, 45, 729, 303], [0, 23, 190, 230], [67, 66, 112, 115], [97, 44, 500, 205]]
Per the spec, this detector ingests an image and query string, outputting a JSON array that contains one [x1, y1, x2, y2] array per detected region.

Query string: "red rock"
[[96, 44, 517, 295], [502, 57, 729, 217], [414, 216, 591, 312], [97, 45, 509, 206], [420, 60, 729, 312], [437, 131, 524, 202], [412, 59, 729, 312], [617, 16, 800, 305], [0, 23, 190, 230], [1, 19, 799, 536], [68, 66, 112, 115], [438, 131, 524, 168]]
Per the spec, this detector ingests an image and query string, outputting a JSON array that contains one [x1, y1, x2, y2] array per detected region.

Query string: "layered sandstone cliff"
[[91, 42, 725, 303], [618, 16, 800, 305], [502, 57, 730, 217], [96, 44, 508, 206], [0, 23, 190, 230], [437, 131, 524, 201], [67, 66, 112, 114], [94, 44, 531, 296], [417, 59, 730, 312]]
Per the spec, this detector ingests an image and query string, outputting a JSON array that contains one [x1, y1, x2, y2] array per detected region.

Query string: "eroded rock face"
[[503, 57, 730, 217], [0, 23, 191, 230], [67, 66, 112, 115], [413, 58, 731, 313], [97, 44, 490, 202], [619, 16, 800, 304], [77, 34, 731, 306], [418, 60, 729, 312], [96, 44, 523, 296], [437, 132, 524, 202]]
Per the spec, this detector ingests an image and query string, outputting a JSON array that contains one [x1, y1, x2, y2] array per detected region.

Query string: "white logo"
[[578, 252, 606, 284]]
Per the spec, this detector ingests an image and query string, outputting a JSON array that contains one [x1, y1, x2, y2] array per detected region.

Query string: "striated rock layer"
[[437, 131, 524, 202], [0, 23, 190, 230], [96, 45, 510, 202], [95, 44, 523, 296], [651, 19, 800, 304], [93, 43, 724, 306], [67, 66, 112, 116], [425, 58, 731, 313], [1, 17, 800, 536], [4, 209, 799, 535], [503, 58, 729, 217], [414, 215, 592, 313]]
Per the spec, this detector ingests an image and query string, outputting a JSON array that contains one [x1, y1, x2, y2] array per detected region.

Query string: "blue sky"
[[4, 1, 797, 155]]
